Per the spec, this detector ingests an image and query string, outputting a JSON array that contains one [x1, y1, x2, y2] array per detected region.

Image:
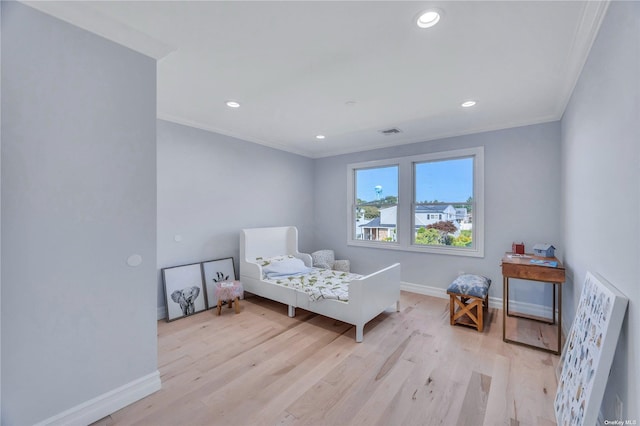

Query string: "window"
[[348, 147, 484, 257], [352, 164, 398, 243], [414, 156, 474, 248]]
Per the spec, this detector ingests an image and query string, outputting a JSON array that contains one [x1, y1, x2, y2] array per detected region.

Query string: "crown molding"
[[555, 0, 611, 117], [20, 1, 176, 60], [157, 113, 315, 159]]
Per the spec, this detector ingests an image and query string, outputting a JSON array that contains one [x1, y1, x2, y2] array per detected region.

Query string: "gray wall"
[[561, 0, 639, 421], [1, 3, 158, 424], [313, 122, 562, 305], [157, 120, 314, 315]]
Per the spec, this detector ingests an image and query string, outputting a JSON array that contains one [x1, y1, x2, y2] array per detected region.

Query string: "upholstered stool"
[[447, 274, 491, 332], [214, 281, 244, 315]]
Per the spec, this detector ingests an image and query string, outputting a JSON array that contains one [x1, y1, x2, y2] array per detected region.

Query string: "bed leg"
[[288, 305, 295, 317], [355, 325, 364, 343], [396, 300, 401, 312]]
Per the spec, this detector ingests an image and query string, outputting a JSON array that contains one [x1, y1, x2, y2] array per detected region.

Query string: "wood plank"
[[483, 355, 510, 426], [456, 371, 492, 426], [504, 315, 559, 352], [245, 333, 358, 425], [282, 351, 384, 425], [101, 292, 559, 426], [348, 358, 416, 426]]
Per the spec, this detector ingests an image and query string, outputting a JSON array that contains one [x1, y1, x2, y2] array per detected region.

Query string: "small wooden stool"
[[447, 274, 491, 332], [214, 281, 243, 315]]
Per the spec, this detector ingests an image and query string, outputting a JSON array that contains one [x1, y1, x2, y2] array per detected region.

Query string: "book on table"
[[530, 259, 558, 268]]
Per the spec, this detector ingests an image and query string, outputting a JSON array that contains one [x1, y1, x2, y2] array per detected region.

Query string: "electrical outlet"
[[614, 394, 623, 419]]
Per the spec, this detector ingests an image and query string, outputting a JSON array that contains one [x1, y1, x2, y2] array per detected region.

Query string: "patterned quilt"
[[263, 268, 363, 302]]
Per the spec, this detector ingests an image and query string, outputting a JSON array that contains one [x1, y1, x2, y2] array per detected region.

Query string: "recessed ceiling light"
[[461, 100, 477, 108], [315, 135, 326, 140], [225, 100, 240, 108], [416, 10, 441, 28]]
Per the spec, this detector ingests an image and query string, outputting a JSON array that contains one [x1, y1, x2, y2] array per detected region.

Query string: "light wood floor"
[[95, 291, 560, 426]]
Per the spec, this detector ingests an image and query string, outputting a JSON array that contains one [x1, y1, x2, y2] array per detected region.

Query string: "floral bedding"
[[254, 256, 362, 302]]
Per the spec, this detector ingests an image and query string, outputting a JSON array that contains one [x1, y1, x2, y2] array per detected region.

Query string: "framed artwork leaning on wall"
[[201, 257, 237, 309], [162, 262, 206, 321]]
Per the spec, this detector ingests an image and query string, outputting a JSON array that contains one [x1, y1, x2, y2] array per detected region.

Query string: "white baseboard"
[[504, 298, 555, 319], [401, 281, 556, 319], [401, 281, 450, 301], [35, 371, 161, 426]]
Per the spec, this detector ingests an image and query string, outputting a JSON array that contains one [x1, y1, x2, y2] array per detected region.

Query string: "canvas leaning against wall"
[[554, 271, 628, 426]]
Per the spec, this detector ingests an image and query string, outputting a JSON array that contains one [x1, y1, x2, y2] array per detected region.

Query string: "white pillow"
[[262, 257, 311, 278]]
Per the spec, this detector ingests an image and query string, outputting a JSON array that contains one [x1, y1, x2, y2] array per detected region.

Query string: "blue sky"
[[356, 158, 473, 203]]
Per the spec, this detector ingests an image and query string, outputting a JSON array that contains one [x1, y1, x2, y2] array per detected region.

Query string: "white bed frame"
[[240, 226, 401, 342]]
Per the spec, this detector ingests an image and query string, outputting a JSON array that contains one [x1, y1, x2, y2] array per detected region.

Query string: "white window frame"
[[347, 147, 484, 258], [347, 159, 401, 248]]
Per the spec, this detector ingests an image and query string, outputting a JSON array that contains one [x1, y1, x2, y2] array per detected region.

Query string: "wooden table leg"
[[557, 283, 562, 354], [217, 299, 222, 316], [502, 276, 507, 342], [552, 282, 557, 324], [234, 297, 240, 314]]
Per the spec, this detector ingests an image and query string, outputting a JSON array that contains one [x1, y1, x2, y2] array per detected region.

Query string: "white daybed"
[[240, 226, 401, 342]]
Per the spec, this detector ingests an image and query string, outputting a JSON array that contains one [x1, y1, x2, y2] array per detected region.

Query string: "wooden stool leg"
[[449, 294, 486, 332], [449, 295, 455, 325], [234, 297, 240, 314], [217, 299, 222, 316], [228, 299, 233, 309]]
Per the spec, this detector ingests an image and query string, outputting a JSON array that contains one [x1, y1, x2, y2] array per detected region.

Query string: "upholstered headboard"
[[240, 226, 302, 261]]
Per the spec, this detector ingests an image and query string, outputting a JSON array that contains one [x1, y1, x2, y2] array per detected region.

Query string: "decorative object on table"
[[201, 257, 237, 309], [532, 243, 555, 257], [446, 274, 491, 332], [162, 262, 206, 321], [215, 280, 244, 315], [311, 249, 350, 272], [555, 271, 628, 426], [529, 259, 558, 268], [511, 242, 525, 255]]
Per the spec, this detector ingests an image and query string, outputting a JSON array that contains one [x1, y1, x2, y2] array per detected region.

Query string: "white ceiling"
[[24, 1, 609, 158]]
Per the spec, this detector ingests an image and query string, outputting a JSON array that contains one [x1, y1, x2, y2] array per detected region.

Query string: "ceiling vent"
[[379, 127, 402, 135]]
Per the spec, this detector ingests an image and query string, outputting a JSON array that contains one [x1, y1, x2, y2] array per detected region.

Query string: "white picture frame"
[[555, 271, 628, 426]]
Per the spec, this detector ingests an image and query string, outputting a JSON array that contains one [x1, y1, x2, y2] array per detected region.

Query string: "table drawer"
[[502, 262, 565, 282]]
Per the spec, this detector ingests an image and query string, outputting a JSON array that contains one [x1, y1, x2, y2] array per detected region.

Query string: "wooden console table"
[[501, 253, 565, 354]]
